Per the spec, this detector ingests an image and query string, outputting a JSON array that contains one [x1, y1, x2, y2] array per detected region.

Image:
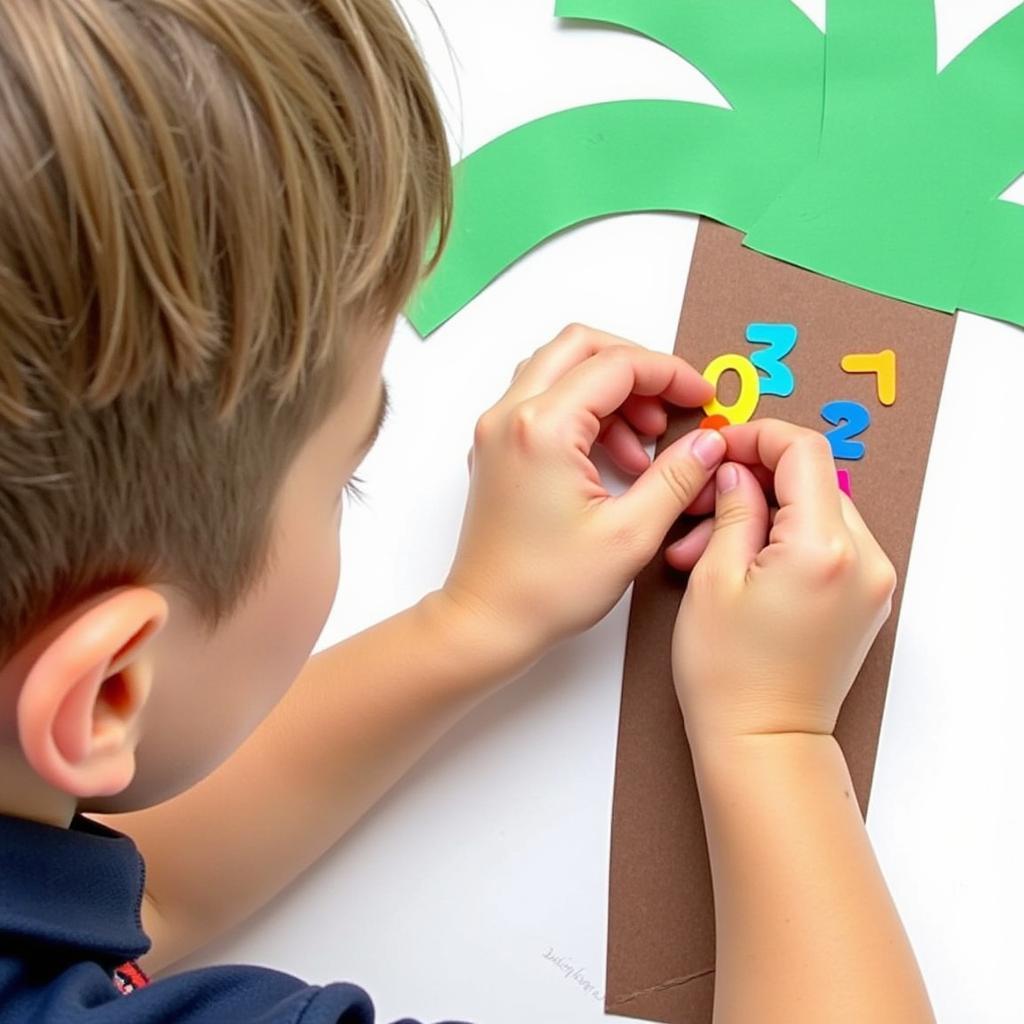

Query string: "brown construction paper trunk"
[[604, 218, 955, 1023]]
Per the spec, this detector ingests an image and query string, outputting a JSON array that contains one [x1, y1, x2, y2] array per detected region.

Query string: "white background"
[[190, 3, 1024, 1021]]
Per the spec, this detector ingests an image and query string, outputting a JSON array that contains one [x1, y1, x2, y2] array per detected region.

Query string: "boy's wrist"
[[416, 587, 544, 694], [689, 730, 848, 804]]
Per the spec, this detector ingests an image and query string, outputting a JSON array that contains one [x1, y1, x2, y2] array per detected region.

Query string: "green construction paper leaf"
[[744, 1, 1024, 327], [960, 199, 1024, 324], [822, 0, 937, 87], [409, 99, 811, 335], [410, 0, 1024, 335], [938, 6, 1024, 199], [553, 0, 822, 114], [409, 0, 824, 335]]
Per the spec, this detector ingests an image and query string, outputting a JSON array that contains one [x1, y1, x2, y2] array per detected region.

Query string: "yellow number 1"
[[840, 350, 897, 407]]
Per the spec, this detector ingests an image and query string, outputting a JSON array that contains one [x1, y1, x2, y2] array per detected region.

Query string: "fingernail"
[[691, 430, 726, 470], [717, 464, 739, 494]]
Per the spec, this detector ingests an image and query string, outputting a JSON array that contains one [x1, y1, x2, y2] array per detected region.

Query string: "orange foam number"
[[700, 415, 730, 430], [840, 350, 897, 406]]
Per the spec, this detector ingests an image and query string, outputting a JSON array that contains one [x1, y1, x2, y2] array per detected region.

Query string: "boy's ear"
[[16, 587, 168, 800]]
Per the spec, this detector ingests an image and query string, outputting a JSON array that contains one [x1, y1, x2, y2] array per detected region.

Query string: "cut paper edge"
[[409, 0, 1024, 337]]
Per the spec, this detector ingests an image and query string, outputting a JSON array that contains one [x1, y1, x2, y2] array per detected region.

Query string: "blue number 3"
[[746, 323, 798, 397], [821, 401, 871, 461]]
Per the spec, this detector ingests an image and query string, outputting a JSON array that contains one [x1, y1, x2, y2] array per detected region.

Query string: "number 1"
[[840, 350, 897, 406]]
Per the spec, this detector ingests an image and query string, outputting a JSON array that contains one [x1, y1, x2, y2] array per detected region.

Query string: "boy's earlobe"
[[16, 588, 168, 799]]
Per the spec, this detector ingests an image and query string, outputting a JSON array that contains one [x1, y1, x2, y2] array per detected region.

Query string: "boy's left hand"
[[440, 324, 725, 663]]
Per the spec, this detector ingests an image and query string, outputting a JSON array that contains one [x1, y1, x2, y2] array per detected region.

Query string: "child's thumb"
[[699, 462, 770, 579], [612, 429, 726, 545]]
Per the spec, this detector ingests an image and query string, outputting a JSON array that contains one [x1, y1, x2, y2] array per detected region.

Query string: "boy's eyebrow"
[[361, 382, 390, 454]]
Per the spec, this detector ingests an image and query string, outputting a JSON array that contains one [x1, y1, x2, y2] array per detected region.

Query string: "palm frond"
[[409, 101, 737, 334], [960, 199, 1024, 323], [553, 0, 822, 114], [823, 0, 937, 87], [938, 7, 1024, 198], [411, 0, 1024, 335], [410, 2, 825, 335]]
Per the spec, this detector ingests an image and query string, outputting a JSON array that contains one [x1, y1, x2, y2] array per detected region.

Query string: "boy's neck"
[[0, 745, 75, 828]]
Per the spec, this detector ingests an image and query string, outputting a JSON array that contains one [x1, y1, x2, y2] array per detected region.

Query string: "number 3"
[[821, 401, 871, 461], [702, 354, 761, 425], [746, 323, 798, 397]]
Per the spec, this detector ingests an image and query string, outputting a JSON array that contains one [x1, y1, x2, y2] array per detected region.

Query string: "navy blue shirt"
[[0, 814, 469, 1023]]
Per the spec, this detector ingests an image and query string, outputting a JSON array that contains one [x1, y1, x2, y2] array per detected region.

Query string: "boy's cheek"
[[110, 522, 342, 811]]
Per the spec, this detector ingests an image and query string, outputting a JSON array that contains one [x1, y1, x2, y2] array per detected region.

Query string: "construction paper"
[[409, 1, 1024, 336], [552, 0, 823, 114], [407, 1, 824, 335], [960, 198, 1024, 326], [744, 0, 1024, 326], [605, 219, 954, 1024], [842, 351, 897, 406]]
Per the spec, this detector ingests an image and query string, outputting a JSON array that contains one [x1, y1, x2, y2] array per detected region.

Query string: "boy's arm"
[[671, 419, 933, 1024], [98, 326, 723, 973], [694, 733, 931, 1024]]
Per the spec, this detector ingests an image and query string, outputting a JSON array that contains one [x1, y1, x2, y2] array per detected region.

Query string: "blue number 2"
[[746, 323, 798, 397], [821, 401, 871, 461]]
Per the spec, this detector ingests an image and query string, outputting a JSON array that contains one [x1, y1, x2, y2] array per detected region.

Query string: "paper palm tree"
[[410, 0, 1024, 334], [409, 4, 1023, 1022]]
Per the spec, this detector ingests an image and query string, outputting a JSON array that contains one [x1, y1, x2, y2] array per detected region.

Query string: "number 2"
[[821, 401, 870, 461], [746, 323, 798, 397]]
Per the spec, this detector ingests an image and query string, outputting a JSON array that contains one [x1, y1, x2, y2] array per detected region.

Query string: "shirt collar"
[[0, 812, 150, 964]]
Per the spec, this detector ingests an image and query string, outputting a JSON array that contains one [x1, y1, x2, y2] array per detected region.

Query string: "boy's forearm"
[[102, 591, 533, 972], [691, 732, 934, 1024]]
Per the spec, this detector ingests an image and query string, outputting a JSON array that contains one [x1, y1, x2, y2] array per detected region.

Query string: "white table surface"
[[191, 3, 1024, 1021]]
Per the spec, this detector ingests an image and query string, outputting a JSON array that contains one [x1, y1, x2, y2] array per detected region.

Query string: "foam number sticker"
[[702, 354, 761, 425], [821, 401, 870, 461], [840, 349, 897, 406], [700, 415, 730, 431], [746, 323, 798, 397]]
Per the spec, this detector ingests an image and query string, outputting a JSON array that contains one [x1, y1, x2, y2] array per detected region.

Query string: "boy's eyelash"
[[343, 474, 367, 505]]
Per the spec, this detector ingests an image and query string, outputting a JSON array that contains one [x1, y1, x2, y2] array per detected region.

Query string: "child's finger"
[[674, 502, 793, 571], [538, 346, 713, 448], [722, 420, 843, 541], [683, 462, 774, 518], [694, 462, 771, 584], [597, 415, 651, 475], [620, 394, 668, 437], [665, 517, 715, 572], [838, 493, 898, 592], [686, 479, 716, 517], [506, 324, 642, 400], [606, 429, 726, 545]]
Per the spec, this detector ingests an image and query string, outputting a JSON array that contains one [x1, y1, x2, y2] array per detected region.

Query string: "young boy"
[[0, 2, 933, 1022]]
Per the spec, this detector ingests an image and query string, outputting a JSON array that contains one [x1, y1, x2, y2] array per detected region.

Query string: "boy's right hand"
[[437, 324, 721, 669], [670, 420, 898, 748]]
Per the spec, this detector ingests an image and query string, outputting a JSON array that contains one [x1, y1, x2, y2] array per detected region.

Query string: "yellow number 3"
[[702, 354, 761, 425]]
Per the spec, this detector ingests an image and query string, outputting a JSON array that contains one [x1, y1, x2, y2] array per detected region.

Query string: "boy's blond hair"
[[0, 0, 450, 659]]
